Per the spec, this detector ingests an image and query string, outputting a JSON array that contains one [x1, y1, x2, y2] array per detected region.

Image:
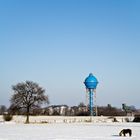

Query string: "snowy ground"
[[0, 122, 140, 140]]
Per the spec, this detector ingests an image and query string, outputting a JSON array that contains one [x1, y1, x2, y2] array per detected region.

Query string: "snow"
[[0, 122, 140, 140]]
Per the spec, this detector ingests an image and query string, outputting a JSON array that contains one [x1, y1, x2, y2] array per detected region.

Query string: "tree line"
[[0, 80, 139, 123]]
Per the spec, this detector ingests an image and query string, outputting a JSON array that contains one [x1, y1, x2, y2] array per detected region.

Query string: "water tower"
[[84, 73, 98, 116]]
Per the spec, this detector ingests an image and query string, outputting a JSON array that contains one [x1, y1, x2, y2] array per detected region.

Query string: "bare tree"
[[10, 81, 49, 123], [78, 102, 85, 107]]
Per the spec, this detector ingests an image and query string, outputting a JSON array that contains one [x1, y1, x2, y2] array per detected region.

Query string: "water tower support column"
[[89, 89, 93, 116]]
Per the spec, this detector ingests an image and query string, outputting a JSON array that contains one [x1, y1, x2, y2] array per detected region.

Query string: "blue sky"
[[0, 0, 140, 108]]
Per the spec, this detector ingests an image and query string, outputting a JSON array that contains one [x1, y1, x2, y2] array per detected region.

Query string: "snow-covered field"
[[0, 122, 140, 140]]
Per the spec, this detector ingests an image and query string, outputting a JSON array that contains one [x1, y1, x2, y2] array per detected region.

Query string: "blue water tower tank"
[[84, 73, 98, 89]]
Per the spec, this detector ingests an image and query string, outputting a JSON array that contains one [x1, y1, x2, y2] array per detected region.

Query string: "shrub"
[[133, 116, 140, 122], [112, 117, 118, 122], [3, 114, 13, 121], [125, 118, 130, 122]]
